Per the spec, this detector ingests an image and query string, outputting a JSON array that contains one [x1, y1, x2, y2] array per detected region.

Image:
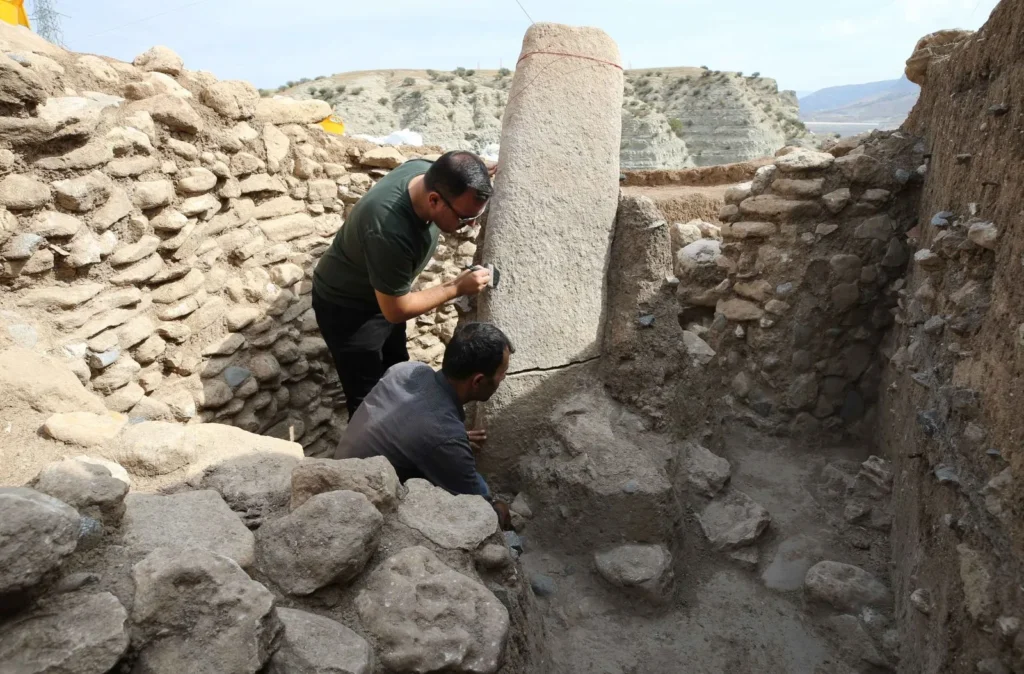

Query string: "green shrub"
[[462, 84, 477, 94], [378, 96, 389, 105], [351, 87, 363, 95], [335, 85, 346, 94], [751, 71, 761, 77], [402, 77, 415, 86], [466, 69, 475, 76], [736, 71, 743, 77], [426, 69, 438, 80], [497, 67, 511, 77], [454, 67, 467, 77], [409, 90, 422, 99], [668, 118, 684, 136]]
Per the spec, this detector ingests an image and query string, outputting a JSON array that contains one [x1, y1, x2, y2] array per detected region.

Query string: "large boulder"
[[131, 547, 280, 674], [0, 487, 81, 595], [290, 456, 400, 512], [30, 456, 130, 524], [594, 544, 674, 603], [267, 608, 373, 674], [106, 421, 303, 478], [0, 348, 105, 415], [122, 490, 256, 568], [905, 29, 973, 86], [256, 490, 382, 595], [357, 546, 509, 674], [0, 590, 129, 673], [396, 479, 498, 550]]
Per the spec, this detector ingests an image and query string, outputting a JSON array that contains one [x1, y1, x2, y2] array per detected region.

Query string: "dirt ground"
[[517, 425, 889, 674]]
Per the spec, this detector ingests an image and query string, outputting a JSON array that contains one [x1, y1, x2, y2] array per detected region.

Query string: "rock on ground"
[[30, 456, 129, 523], [290, 456, 400, 512], [42, 411, 127, 447], [131, 547, 280, 674], [804, 561, 891, 611], [0, 487, 80, 595], [122, 490, 256, 567], [0, 590, 129, 673], [256, 490, 382, 595], [397, 478, 498, 550], [594, 544, 673, 603], [698, 490, 771, 550], [201, 453, 298, 526], [822, 614, 890, 669], [0, 347, 106, 414], [267, 607, 373, 674], [683, 442, 731, 497], [357, 546, 509, 674]]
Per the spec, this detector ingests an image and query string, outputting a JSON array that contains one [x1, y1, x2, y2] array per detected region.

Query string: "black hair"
[[442, 322, 514, 380], [423, 150, 493, 201]]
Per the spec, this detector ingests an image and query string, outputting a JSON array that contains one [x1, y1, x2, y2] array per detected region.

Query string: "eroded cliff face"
[[880, 5, 1024, 671], [276, 66, 805, 170]]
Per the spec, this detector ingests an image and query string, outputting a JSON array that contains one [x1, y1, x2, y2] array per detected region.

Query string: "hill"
[[799, 77, 919, 129], [270, 66, 808, 170]]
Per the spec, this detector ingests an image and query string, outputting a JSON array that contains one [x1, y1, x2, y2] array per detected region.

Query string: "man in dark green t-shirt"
[[312, 150, 493, 419]]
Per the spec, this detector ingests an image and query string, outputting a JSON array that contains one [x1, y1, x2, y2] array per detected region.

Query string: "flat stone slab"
[[0, 590, 129, 673], [121, 490, 256, 568], [268, 608, 373, 674], [397, 479, 497, 550]]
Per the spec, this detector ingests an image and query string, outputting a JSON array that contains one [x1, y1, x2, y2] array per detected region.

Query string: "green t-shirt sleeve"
[[364, 229, 417, 297]]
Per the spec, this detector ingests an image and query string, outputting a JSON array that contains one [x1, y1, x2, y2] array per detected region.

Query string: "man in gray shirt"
[[335, 321, 514, 527]]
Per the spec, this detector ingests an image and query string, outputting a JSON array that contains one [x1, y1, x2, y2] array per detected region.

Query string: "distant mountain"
[[799, 77, 919, 127]]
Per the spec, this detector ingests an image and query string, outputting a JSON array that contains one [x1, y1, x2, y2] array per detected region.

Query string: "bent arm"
[[374, 283, 459, 324], [415, 437, 490, 499]]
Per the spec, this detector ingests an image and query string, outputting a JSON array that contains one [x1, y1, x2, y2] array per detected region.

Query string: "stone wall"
[[660, 139, 925, 438], [879, 4, 1024, 671], [0, 29, 474, 463]]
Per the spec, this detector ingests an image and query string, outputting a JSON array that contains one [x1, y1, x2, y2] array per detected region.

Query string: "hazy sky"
[[55, 0, 1000, 93]]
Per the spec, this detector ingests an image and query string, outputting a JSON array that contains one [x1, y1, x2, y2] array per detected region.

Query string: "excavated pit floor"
[[515, 425, 887, 674]]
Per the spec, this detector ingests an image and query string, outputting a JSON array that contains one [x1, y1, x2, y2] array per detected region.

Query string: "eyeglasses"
[[437, 192, 489, 224]]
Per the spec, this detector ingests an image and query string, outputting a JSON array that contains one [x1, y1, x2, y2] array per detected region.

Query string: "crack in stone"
[[508, 355, 601, 377]]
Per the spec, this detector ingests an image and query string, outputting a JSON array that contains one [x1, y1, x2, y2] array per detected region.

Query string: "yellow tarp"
[[0, 0, 29, 29], [319, 115, 345, 135]]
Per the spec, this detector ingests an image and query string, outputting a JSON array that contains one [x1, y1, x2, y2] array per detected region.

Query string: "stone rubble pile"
[[0, 32, 475, 467], [0, 354, 534, 672]]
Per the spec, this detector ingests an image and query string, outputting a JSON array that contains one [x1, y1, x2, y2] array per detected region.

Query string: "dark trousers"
[[312, 289, 409, 420]]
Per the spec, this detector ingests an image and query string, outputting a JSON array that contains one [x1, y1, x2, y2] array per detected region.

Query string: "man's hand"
[[492, 500, 512, 531], [452, 267, 490, 297], [468, 429, 487, 452]]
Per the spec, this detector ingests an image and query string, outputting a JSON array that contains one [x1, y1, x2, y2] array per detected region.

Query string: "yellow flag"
[[318, 114, 345, 135], [0, 0, 29, 29]]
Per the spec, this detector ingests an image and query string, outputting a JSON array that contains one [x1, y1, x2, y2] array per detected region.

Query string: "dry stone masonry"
[[0, 28, 474, 469]]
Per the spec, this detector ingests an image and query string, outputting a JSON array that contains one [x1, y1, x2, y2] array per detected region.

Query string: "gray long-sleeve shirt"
[[334, 361, 488, 498]]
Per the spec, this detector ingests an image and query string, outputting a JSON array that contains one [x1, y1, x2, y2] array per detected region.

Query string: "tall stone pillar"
[[475, 23, 623, 484]]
